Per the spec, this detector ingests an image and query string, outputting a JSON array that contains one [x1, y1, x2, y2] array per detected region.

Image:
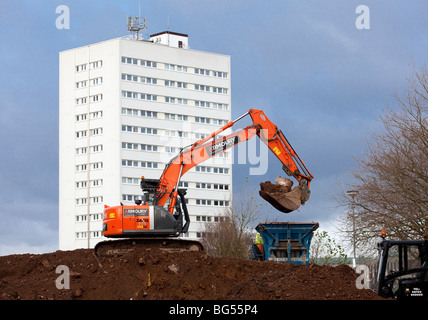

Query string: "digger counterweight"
[[102, 204, 181, 238]]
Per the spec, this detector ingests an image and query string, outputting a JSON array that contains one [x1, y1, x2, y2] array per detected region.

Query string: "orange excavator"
[[95, 109, 313, 256]]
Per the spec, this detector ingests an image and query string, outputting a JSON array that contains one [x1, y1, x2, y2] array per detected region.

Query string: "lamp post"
[[347, 190, 359, 269]]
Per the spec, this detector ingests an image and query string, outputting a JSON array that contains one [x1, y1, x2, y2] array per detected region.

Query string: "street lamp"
[[347, 190, 359, 269]]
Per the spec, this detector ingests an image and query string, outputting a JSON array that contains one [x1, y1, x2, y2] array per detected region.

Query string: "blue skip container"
[[252, 222, 319, 265]]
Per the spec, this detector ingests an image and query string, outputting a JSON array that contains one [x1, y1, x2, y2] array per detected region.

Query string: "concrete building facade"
[[59, 32, 231, 250]]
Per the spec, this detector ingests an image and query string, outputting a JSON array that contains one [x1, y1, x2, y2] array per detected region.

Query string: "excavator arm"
[[152, 109, 313, 214]]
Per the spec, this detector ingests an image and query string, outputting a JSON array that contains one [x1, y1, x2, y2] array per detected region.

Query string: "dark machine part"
[[95, 238, 203, 257], [375, 239, 428, 300]]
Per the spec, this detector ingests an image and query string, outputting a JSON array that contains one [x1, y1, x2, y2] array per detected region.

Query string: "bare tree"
[[201, 181, 266, 259], [339, 64, 428, 244]]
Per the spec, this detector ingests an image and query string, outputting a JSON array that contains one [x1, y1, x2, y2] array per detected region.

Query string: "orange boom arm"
[[153, 109, 313, 214]]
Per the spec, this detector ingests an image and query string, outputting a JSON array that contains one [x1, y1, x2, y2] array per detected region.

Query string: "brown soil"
[[260, 181, 292, 193], [0, 248, 384, 300], [259, 180, 302, 213]]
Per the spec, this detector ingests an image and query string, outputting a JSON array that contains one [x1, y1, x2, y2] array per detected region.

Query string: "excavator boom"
[[155, 109, 312, 214]]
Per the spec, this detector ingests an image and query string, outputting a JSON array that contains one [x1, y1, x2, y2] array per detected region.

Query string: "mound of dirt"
[[0, 248, 383, 300]]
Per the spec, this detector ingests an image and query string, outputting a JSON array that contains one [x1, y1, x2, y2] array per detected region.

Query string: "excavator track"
[[95, 238, 204, 257]]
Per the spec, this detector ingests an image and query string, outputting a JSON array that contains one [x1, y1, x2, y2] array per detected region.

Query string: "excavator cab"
[[139, 177, 159, 205], [375, 238, 428, 299]]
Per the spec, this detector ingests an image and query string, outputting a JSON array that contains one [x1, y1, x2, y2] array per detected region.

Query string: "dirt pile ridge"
[[0, 248, 383, 300]]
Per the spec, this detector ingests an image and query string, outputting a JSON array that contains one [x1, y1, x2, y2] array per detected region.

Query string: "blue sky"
[[0, 0, 427, 255]]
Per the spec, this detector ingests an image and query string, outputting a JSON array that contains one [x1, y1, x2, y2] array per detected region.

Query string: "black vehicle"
[[375, 238, 428, 299]]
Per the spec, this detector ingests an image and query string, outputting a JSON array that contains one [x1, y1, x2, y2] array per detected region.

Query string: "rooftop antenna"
[[127, 1, 147, 41], [167, 16, 170, 45], [127, 15, 147, 40]]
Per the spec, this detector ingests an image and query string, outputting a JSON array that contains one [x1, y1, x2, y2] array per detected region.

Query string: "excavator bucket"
[[259, 177, 303, 213]]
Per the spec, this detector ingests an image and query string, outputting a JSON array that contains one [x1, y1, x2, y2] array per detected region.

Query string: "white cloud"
[[0, 242, 58, 257], [306, 16, 359, 53], [0, 201, 58, 256]]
